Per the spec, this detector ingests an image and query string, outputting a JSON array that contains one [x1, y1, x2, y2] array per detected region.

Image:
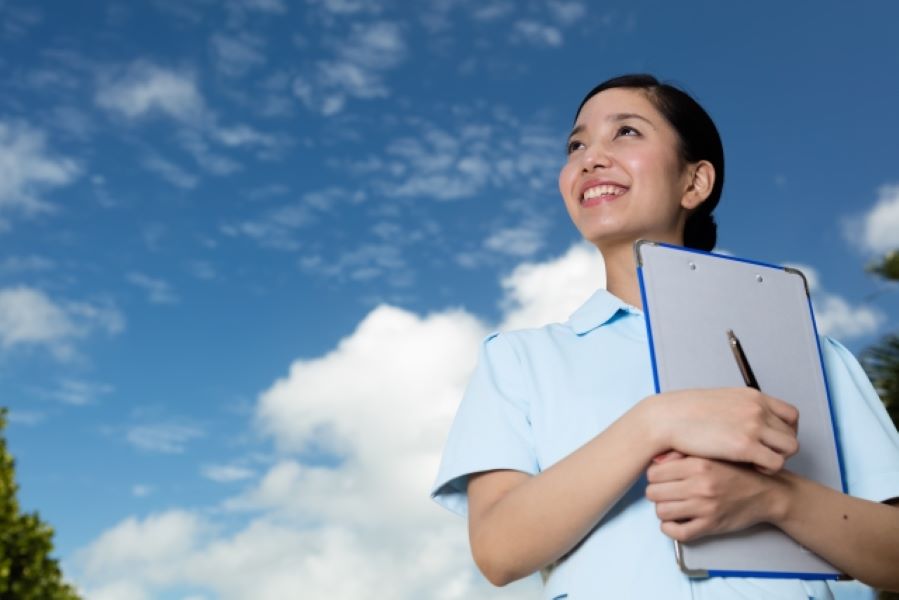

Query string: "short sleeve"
[[430, 332, 539, 517], [821, 336, 899, 503]]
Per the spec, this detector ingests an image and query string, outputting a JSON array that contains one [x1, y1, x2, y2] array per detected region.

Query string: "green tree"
[[0, 408, 81, 600], [861, 251, 899, 600], [862, 249, 899, 431]]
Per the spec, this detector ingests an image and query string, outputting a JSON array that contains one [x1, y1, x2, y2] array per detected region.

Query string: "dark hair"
[[575, 74, 724, 251]]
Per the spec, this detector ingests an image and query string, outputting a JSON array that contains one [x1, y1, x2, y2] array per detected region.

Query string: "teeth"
[[583, 185, 626, 200]]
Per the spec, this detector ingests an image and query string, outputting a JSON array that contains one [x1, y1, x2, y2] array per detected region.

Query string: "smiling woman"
[[431, 74, 899, 599]]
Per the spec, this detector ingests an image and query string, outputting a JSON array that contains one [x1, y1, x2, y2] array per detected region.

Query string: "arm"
[[646, 456, 899, 591], [468, 388, 799, 586]]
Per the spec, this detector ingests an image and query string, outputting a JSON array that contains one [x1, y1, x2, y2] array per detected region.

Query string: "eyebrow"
[[567, 112, 658, 141]]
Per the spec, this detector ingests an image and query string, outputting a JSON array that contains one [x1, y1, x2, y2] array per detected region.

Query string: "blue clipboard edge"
[[634, 239, 845, 580]]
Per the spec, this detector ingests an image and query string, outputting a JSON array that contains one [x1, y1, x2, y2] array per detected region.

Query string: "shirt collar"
[[566, 288, 642, 335]]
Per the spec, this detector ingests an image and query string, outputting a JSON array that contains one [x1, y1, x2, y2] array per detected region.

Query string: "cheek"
[[558, 162, 576, 201]]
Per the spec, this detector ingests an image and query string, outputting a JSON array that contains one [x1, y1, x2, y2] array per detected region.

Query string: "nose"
[[580, 142, 611, 172]]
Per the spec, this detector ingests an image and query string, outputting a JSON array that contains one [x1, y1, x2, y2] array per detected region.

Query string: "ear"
[[680, 160, 715, 211]]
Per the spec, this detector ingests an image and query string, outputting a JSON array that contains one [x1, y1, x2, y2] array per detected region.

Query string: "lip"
[[578, 179, 629, 203]]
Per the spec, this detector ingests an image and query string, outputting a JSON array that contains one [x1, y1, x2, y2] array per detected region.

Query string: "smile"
[[580, 184, 628, 205]]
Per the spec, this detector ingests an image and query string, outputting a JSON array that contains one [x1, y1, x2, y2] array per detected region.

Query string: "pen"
[[727, 329, 759, 390]]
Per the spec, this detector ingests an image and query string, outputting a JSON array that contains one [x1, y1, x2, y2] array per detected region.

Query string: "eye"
[[615, 125, 640, 138], [566, 139, 585, 155]]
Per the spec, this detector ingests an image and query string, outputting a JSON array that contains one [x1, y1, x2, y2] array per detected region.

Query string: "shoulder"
[[486, 321, 576, 357]]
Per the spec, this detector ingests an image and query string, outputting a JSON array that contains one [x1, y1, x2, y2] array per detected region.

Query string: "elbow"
[[473, 554, 517, 587], [471, 534, 525, 587]]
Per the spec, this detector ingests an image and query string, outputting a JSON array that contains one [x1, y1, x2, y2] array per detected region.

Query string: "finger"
[[763, 395, 799, 429], [645, 480, 692, 502], [652, 450, 685, 464], [647, 456, 695, 483], [748, 444, 785, 474], [760, 426, 800, 459], [660, 518, 710, 543], [764, 409, 797, 438], [655, 499, 702, 522]]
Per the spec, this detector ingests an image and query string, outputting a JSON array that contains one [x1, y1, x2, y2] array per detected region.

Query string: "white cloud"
[[484, 225, 545, 257], [210, 32, 266, 77], [547, 0, 586, 25], [96, 62, 205, 123], [0, 255, 55, 274], [472, 1, 514, 21], [367, 118, 560, 202], [79, 511, 204, 578], [293, 20, 405, 115], [177, 129, 242, 175], [221, 187, 354, 250], [513, 20, 563, 47], [0, 120, 80, 214], [142, 154, 198, 189], [500, 242, 605, 331], [7, 410, 45, 426], [238, 0, 287, 12], [845, 184, 899, 254], [785, 263, 885, 341], [127, 272, 179, 304], [306, 0, 381, 15], [126, 424, 205, 454], [0, 286, 123, 359], [82, 580, 150, 600], [202, 464, 255, 483], [74, 244, 606, 598], [132, 484, 154, 498], [50, 379, 114, 406]]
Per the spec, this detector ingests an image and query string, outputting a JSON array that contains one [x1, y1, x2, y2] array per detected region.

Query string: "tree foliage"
[[861, 248, 899, 432], [0, 408, 81, 600], [862, 252, 899, 600]]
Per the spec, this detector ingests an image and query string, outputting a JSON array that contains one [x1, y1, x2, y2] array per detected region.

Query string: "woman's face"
[[558, 87, 694, 250]]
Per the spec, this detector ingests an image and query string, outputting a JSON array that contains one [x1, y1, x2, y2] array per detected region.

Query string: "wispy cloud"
[[201, 464, 256, 483], [8, 410, 45, 426], [131, 484, 154, 498], [512, 20, 563, 47], [127, 273, 179, 305], [96, 62, 205, 123], [358, 116, 560, 202], [0, 120, 80, 214], [547, 1, 587, 25], [0, 286, 124, 360], [210, 31, 266, 77], [49, 379, 114, 406], [1, 2, 42, 40], [221, 187, 354, 250], [0, 255, 55, 274], [141, 154, 199, 189], [126, 423, 205, 454], [484, 224, 546, 258], [293, 20, 406, 115]]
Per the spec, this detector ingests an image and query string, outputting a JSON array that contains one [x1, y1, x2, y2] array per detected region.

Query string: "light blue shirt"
[[431, 288, 899, 600]]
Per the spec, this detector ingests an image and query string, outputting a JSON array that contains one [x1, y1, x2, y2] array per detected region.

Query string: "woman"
[[430, 74, 899, 599]]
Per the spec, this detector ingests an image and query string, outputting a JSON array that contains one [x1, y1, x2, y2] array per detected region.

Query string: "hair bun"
[[684, 211, 717, 252]]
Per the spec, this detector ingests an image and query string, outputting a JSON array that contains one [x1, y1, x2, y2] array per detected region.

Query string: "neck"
[[601, 242, 643, 310]]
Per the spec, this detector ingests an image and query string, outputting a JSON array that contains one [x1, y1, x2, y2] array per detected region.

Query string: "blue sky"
[[1, 1, 897, 598]]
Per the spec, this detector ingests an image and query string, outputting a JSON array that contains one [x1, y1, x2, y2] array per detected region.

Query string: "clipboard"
[[635, 240, 846, 580]]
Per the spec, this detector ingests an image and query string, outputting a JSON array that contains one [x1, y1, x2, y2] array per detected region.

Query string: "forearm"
[[471, 398, 665, 585], [772, 472, 899, 591]]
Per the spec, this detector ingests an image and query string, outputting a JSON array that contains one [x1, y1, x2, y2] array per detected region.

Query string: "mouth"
[[580, 183, 628, 206]]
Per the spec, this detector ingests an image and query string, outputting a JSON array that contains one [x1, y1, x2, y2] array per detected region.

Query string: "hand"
[[645, 454, 785, 542], [649, 387, 799, 473]]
